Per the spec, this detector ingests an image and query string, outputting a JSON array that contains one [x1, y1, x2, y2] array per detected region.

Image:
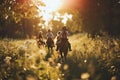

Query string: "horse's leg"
[[51, 47, 52, 50], [49, 47, 52, 54], [64, 51, 68, 62], [37, 41, 40, 48], [60, 51, 64, 62], [48, 46, 50, 53], [51, 47, 54, 54]]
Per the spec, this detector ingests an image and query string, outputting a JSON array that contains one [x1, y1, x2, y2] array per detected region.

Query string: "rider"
[[46, 29, 54, 47], [56, 31, 62, 51], [57, 26, 72, 51], [38, 31, 45, 45]]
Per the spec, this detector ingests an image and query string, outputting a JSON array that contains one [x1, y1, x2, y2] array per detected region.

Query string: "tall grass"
[[0, 33, 120, 80], [66, 33, 120, 80], [0, 39, 62, 80]]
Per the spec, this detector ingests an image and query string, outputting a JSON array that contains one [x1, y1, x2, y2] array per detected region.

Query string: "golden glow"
[[33, 0, 73, 28], [61, 13, 72, 25], [54, 12, 73, 25], [42, 0, 63, 12], [81, 73, 90, 79]]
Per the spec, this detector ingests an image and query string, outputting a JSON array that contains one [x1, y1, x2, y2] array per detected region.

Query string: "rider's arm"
[[51, 32, 54, 39], [66, 31, 69, 36]]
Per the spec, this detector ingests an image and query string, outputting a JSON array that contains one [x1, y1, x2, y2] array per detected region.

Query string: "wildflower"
[[24, 40, 32, 46], [81, 73, 90, 80], [56, 63, 61, 69], [23, 40, 33, 49], [48, 58, 53, 62], [57, 63, 61, 67], [111, 76, 117, 80], [19, 45, 27, 50], [63, 64, 69, 70], [24, 68, 27, 71], [26, 75, 36, 80], [4, 56, 12, 64], [39, 49, 47, 55], [84, 60, 87, 63], [62, 74, 64, 76]]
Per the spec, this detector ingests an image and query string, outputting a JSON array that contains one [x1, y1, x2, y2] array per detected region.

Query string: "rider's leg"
[[51, 40, 55, 47]]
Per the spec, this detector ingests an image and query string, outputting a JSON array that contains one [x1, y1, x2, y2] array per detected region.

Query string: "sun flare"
[[42, 0, 63, 12], [33, 0, 72, 28]]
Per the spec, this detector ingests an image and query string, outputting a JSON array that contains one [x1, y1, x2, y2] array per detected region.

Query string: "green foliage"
[[0, 0, 83, 38], [79, 0, 120, 35], [0, 0, 41, 38], [1, 0, 120, 38], [66, 33, 120, 80], [0, 34, 120, 80], [0, 39, 62, 80]]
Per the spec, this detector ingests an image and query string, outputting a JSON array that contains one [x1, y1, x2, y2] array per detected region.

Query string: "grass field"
[[0, 33, 120, 80]]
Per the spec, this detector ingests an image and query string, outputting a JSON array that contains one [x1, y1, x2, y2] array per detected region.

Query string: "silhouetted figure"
[[37, 31, 45, 48], [46, 29, 54, 50], [60, 26, 72, 51], [56, 31, 62, 51]]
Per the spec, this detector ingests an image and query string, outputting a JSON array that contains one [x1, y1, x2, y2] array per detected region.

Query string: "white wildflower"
[[111, 76, 117, 80], [4, 56, 12, 64], [81, 73, 90, 80]]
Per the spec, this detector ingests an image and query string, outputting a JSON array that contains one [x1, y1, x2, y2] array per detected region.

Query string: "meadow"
[[0, 33, 120, 80]]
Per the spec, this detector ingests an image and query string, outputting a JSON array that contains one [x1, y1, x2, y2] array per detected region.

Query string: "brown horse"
[[37, 39, 45, 48], [59, 39, 69, 62], [46, 38, 54, 51]]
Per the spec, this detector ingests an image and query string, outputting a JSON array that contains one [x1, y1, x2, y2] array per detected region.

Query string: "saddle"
[[47, 38, 53, 43], [46, 38, 54, 47], [60, 38, 69, 48]]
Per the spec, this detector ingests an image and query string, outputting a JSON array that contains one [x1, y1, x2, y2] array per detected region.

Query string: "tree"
[[79, 0, 120, 36], [0, 0, 41, 38]]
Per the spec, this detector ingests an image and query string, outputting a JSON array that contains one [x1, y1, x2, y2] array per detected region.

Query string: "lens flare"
[[42, 0, 63, 12], [32, 0, 73, 28], [61, 13, 72, 25]]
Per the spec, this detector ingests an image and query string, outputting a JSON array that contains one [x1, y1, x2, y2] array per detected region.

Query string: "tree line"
[[0, 0, 120, 38]]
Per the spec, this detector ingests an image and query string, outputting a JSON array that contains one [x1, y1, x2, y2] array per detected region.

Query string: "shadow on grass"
[[45, 48, 54, 61], [60, 56, 120, 80]]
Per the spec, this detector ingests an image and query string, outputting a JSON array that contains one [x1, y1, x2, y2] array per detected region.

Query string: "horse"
[[58, 39, 69, 62], [46, 38, 54, 51], [37, 39, 45, 48]]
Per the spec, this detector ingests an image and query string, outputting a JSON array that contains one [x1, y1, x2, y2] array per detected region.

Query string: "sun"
[[42, 0, 63, 12], [34, 0, 72, 28]]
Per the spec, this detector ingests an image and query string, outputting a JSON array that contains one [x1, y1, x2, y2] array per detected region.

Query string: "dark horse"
[[45, 38, 54, 61], [59, 39, 69, 62], [46, 38, 54, 51], [37, 39, 45, 48]]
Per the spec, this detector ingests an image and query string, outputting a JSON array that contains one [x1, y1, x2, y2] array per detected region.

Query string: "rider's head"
[[62, 26, 67, 31], [39, 31, 42, 34], [48, 29, 51, 32]]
